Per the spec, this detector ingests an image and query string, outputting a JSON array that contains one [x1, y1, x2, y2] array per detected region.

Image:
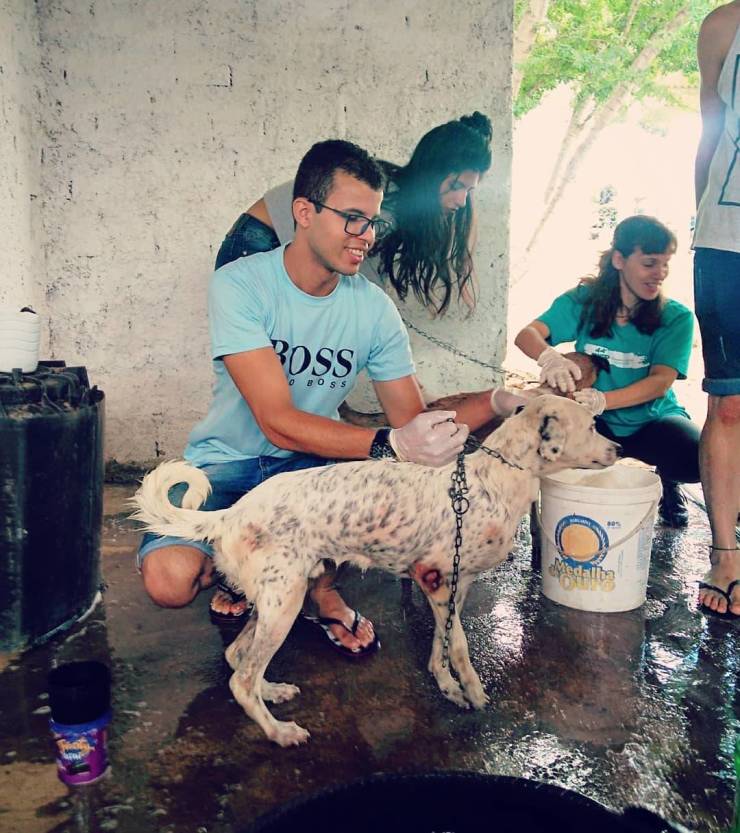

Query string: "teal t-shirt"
[[537, 287, 694, 437], [185, 245, 415, 464]]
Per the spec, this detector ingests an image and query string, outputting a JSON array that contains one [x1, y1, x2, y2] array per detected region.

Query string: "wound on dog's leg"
[[409, 563, 442, 592]]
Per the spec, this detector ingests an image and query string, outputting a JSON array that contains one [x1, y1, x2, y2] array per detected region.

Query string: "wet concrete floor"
[[0, 482, 738, 833]]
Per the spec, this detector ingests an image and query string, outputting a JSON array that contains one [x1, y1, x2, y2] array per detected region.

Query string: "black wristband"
[[369, 427, 397, 460]]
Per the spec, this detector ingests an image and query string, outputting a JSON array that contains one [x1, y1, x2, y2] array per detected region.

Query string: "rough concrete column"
[[0, 0, 41, 311]]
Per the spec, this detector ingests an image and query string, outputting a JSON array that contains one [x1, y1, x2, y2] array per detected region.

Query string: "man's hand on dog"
[[537, 346, 583, 393], [389, 410, 469, 466]]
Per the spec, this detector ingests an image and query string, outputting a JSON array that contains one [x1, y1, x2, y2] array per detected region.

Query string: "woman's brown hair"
[[577, 215, 677, 337]]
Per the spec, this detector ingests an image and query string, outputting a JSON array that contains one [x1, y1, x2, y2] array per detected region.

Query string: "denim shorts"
[[136, 453, 331, 568], [214, 213, 281, 269], [694, 247, 740, 396]]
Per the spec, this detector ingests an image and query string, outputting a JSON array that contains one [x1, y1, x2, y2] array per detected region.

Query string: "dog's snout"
[[614, 442, 624, 459]]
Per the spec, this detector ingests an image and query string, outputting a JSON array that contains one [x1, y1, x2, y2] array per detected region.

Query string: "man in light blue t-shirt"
[[137, 140, 521, 658]]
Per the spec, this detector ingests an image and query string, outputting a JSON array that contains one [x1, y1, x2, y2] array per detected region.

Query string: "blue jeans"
[[136, 454, 330, 568], [694, 247, 740, 396], [214, 213, 280, 269]]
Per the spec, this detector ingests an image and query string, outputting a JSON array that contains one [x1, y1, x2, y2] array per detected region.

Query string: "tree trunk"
[[623, 0, 642, 40], [543, 98, 593, 201], [512, 0, 550, 100], [524, 6, 690, 253], [526, 100, 627, 251]]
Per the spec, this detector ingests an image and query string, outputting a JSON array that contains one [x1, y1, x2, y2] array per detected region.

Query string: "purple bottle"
[[48, 661, 111, 786]]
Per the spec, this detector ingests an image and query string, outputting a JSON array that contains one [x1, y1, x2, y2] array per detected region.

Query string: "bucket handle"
[[534, 498, 660, 559]]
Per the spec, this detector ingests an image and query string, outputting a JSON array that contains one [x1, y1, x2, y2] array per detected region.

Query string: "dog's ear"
[[538, 414, 566, 461]]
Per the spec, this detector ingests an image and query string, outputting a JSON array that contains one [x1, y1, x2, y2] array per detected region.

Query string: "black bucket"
[[245, 771, 681, 833], [0, 362, 105, 652]]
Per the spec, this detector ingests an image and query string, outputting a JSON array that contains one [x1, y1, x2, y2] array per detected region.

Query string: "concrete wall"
[[0, 0, 41, 311], [8, 0, 512, 463]]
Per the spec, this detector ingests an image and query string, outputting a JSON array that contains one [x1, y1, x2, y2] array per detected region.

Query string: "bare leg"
[[141, 545, 215, 607], [141, 544, 247, 617], [698, 394, 740, 614]]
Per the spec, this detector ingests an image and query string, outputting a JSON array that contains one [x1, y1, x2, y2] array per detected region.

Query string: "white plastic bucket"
[[0, 308, 41, 373], [539, 465, 662, 612]]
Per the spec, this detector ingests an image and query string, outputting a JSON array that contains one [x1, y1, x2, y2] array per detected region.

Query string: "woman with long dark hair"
[[515, 215, 700, 528], [214, 112, 493, 314]]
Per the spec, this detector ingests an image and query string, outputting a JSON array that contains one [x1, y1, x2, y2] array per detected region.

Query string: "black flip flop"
[[303, 609, 381, 659], [698, 580, 740, 620], [209, 580, 253, 626]]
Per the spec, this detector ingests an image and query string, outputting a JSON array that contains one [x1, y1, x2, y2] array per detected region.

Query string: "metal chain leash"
[[400, 316, 506, 374], [440, 431, 527, 670], [442, 452, 470, 669]]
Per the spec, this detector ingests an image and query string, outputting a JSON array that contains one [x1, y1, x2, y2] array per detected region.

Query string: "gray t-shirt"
[[693, 22, 740, 254], [263, 180, 386, 286]]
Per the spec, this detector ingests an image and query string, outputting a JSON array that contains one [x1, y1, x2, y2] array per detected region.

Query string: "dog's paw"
[[262, 681, 301, 703], [440, 684, 471, 710], [269, 720, 310, 747], [464, 685, 490, 710]]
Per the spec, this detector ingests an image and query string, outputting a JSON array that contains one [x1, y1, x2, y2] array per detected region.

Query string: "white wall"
[[0, 0, 41, 311], [8, 0, 512, 463]]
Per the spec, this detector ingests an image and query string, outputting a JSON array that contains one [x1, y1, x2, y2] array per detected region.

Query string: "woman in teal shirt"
[[515, 215, 700, 528]]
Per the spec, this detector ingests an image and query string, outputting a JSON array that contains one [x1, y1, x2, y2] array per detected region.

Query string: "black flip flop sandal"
[[302, 609, 381, 659], [698, 579, 740, 620]]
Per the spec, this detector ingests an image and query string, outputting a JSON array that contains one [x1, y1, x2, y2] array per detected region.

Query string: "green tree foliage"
[[515, 0, 716, 120], [512, 0, 721, 253]]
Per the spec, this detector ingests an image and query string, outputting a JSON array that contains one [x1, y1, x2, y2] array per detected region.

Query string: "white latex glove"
[[574, 388, 606, 416], [389, 410, 469, 467], [490, 388, 528, 418], [536, 346, 583, 393]]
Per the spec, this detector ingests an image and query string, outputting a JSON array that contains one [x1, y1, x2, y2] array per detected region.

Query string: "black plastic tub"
[[245, 771, 683, 833], [0, 362, 105, 653]]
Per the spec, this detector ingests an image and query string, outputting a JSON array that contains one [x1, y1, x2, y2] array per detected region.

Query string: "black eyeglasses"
[[310, 201, 391, 237]]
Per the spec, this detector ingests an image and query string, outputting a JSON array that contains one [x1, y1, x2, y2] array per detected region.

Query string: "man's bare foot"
[[309, 584, 375, 651], [699, 547, 740, 616], [210, 582, 250, 619]]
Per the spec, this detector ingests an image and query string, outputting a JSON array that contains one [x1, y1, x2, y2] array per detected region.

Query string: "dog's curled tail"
[[130, 459, 225, 543]]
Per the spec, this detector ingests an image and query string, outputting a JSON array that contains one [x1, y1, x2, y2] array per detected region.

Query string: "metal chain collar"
[[462, 434, 526, 471]]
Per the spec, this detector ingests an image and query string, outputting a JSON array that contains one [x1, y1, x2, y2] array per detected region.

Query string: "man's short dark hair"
[[293, 140, 384, 205]]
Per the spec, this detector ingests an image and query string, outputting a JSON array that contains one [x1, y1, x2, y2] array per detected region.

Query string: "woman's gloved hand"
[[389, 410, 469, 466], [536, 346, 583, 393], [573, 388, 606, 416]]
